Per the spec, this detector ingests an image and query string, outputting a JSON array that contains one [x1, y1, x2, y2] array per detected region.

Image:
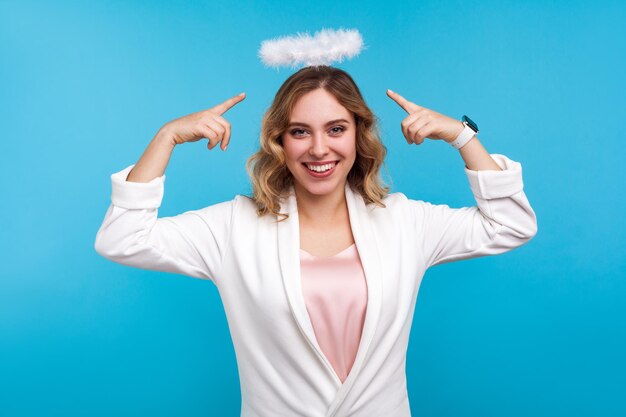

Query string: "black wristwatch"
[[462, 115, 479, 133]]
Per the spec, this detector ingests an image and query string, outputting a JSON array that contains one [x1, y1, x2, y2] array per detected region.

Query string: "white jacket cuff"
[[463, 153, 524, 199], [110, 164, 166, 209]]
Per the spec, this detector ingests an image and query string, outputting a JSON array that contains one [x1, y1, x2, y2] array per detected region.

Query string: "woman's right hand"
[[162, 92, 246, 151]]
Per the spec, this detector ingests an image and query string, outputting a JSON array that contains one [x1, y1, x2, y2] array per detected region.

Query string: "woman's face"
[[282, 88, 357, 198]]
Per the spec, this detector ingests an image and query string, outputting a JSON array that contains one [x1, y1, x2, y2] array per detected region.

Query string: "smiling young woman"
[[95, 64, 537, 417]]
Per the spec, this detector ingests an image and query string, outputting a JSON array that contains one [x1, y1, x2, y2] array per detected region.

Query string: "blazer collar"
[[276, 181, 383, 416]]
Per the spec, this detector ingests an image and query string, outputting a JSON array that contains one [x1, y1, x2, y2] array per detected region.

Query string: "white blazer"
[[95, 153, 537, 417]]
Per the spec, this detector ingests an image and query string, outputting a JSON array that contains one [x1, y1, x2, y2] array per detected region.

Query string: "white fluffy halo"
[[258, 27, 365, 69]]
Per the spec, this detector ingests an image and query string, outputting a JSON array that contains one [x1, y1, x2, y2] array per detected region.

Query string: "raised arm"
[[94, 93, 246, 284], [386, 89, 538, 269], [126, 92, 246, 182]]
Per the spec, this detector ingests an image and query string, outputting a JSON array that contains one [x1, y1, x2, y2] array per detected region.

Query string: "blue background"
[[1, 0, 625, 416]]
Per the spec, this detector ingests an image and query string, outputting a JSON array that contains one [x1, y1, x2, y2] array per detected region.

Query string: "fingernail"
[[388, 89, 394, 93], [238, 92, 245, 96]]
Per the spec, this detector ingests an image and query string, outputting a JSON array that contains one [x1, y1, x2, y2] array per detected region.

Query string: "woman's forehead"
[[290, 94, 352, 123]]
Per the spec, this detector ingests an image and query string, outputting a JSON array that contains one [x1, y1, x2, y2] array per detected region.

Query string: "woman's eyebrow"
[[287, 118, 350, 128]]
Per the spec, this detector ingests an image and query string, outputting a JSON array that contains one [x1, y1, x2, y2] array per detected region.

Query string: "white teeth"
[[306, 162, 336, 172]]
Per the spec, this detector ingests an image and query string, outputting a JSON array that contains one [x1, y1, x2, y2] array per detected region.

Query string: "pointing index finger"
[[386, 89, 421, 114], [210, 92, 246, 116]]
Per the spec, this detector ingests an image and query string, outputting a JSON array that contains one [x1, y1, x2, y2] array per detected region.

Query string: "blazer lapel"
[[276, 182, 383, 416]]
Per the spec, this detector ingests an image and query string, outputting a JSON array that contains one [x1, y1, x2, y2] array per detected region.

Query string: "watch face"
[[462, 115, 479, 132]]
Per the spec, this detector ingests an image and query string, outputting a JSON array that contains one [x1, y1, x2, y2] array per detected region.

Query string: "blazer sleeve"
[[407, 153, 538, 269], [94, 164, 236, 284]]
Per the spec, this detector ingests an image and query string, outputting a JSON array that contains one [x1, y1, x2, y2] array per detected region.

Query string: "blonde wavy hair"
[[245, 65, 391, 222]]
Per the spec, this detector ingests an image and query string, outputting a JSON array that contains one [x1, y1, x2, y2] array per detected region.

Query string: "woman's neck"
[[294, 182, 348, 226]]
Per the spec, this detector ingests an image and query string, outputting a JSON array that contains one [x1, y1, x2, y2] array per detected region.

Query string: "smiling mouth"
[[301, 160, 340, 165], [302, 160, 339, 173]]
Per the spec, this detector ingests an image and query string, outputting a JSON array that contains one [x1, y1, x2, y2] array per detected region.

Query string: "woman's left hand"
[[387, 89, 465, 145]]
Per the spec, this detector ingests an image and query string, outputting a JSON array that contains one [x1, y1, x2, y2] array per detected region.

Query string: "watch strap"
[[449, 123, 476, 150]]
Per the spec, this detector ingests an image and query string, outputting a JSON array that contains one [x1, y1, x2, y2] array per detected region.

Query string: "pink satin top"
[[299, 243, 368, 383]]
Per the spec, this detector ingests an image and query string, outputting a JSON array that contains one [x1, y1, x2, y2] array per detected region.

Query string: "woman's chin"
[[294, 177, 345, 196]]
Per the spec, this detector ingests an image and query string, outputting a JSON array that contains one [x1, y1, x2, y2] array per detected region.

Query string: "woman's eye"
[[290, 126, 345, 137]]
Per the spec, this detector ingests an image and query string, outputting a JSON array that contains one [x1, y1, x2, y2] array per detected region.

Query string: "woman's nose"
[[309, 133, 329, 156]]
